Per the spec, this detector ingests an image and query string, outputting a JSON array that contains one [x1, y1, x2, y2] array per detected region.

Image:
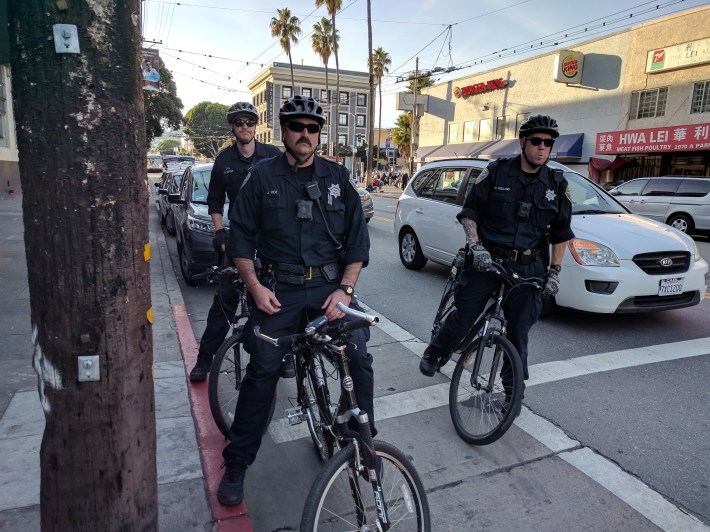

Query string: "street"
[[164, 190, 710, 531]]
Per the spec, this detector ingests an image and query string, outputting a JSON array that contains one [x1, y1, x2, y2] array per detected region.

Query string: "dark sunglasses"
[[527, 136, 554, 147], [233, 119, 256, 128], [285, 122, 321, 134]]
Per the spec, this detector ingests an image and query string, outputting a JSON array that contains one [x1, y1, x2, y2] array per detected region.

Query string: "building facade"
[[415, 6, 710, 183], [248, 62, 371, 160], [0, 65, 19, 193]]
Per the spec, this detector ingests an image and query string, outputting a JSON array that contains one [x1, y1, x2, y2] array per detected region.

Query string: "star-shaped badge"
[[545, 189, 556, 202]]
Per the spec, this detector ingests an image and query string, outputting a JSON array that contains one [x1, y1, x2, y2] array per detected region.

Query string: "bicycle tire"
[[449, 334, 523, 445], [303, 354, 337, 462], [301, 440, 431, 531], [208, 329, 276, 437]]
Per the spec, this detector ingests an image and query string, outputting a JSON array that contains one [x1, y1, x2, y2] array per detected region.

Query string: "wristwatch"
[[549, 264, 562, 273], [339, 284, 354, 296]]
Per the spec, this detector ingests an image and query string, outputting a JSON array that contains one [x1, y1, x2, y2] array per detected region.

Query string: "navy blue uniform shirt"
[[227, 154, 369, 267], [206, 140, 281, 216], [458, 156, 574, 250]]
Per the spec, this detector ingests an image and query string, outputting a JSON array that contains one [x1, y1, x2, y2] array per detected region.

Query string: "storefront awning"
[[478, 133, 584, 160], [427, 140, 499, 160], [415, 145, 443, 159]]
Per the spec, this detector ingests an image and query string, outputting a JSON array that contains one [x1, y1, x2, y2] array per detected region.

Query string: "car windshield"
[[563, 171, 627, 215], [191, 167, 220, 204]]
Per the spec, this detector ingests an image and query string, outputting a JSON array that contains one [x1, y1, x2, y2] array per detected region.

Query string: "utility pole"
[[410, 57, 419, 178], [9, 2, 157, 530], [365, 0, 375, 186]]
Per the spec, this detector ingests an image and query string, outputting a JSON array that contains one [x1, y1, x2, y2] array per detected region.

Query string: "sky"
[[141, 0, 708, 128]]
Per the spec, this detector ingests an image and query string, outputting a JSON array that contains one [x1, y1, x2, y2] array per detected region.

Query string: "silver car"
[[609, 177, 710, 234]]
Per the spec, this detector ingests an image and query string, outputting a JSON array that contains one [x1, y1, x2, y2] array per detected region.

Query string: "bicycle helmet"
[[226, 102, 258, 124], [518, 114, 559, 139], [278, 96, 325, 126]]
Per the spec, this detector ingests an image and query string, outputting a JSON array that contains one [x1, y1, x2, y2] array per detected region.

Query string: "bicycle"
[[433, 249, 545, 445], [254, 302, 431, 531]]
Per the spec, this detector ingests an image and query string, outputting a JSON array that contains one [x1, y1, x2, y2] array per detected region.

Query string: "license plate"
[[658, 277, 683, 296]]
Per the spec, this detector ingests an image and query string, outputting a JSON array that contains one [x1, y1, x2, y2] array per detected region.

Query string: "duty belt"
[[486, 245, 543, 265], [264, 262, 329, 284]]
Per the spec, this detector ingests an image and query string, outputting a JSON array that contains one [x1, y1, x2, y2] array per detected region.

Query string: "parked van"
[[609, 176, 710, 234]]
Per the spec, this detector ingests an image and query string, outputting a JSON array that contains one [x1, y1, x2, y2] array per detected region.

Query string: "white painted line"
[[514, 406, 580, 454], [561, 448, 709, 532]]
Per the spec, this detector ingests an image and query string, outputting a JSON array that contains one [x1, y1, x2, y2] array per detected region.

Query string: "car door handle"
[[415, 208, 424, 214]]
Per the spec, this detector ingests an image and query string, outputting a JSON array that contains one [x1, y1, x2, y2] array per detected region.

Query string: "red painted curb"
[[172, 304, 254, 531]]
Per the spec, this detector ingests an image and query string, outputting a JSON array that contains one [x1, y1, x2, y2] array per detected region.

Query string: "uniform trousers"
[[198, 280, 239, 357], [223, 278, 374, 464], [430, 259, 544, 380]]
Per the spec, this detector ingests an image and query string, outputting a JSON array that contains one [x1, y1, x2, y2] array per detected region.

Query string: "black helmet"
[[518, 114, 559, 139], [279, 96, 325, 126], [227, 102, 258, 124]]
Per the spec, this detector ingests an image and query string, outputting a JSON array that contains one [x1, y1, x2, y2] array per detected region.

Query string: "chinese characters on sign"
[[596, 123, 710, 154], [646, 38, 710, 73]]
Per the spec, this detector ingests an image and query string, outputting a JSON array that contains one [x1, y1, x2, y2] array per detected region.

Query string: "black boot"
[[281, 353, 296, 379], [419, 346, 443, 377], [217, 458, 247, 506], [189, 352, 212, 382]]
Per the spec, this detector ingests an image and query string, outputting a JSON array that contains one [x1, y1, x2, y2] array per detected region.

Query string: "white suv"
[[394, 159, 708, 314]]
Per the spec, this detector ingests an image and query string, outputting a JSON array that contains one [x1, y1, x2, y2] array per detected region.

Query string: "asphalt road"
[[160, 186, 710, 530]]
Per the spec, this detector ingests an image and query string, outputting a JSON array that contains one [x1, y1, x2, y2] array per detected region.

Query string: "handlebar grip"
[[335, 302, 379, 324]]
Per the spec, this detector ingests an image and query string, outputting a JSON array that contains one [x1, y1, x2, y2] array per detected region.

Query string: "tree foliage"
[[311, 17, 338, 156], [156, 138, 180, 155], [393, 112, 412, 159], [270, 8, 302, 89], [315, 0, 343, 159], [183, 102, 230, 159], [144, 58, 183, 148]]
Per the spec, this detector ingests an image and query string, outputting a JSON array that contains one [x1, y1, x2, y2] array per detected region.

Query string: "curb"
[[172, 303, 253, 532]]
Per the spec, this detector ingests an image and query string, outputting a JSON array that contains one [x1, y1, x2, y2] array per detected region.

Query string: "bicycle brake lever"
[[253, 326, 280, 346]]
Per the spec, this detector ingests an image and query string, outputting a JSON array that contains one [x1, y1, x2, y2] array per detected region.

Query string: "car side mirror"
[[153, 181, 160, 188], [158, 188, 168, 195], [167, 193, 185, 204]]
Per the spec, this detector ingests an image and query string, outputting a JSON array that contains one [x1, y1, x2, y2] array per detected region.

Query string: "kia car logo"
[[659, 257, 673, 267]]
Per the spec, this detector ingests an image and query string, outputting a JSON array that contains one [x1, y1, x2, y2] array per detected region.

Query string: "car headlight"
[[187, 215, 214, 234], [693, 240, 701, 262], [568, 238, 620, 267]]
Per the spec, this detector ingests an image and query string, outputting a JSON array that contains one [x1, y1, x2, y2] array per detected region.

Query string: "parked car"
[[168, 163, 225, 286], [609, 176, 710, 234], [394, 159, 708, 314], [154, 169, 184, 236], [357, 186, 374, 223], [147, 154, 163, 173], [162, 155, 196, 173]]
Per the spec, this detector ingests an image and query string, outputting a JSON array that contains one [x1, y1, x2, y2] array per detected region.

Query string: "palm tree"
[[270, 7, 302, 90], [371, 47, 391, 170], [315, 0, 342, 159], [311, 17, 338, 155], [392, 112, 412, 160]]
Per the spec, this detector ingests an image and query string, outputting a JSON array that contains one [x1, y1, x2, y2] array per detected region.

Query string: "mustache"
[[297, 138, 311, 146]]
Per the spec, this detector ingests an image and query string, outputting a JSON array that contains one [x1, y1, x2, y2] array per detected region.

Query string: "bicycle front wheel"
[[208, 329, 275, 437], [449, 334, 523, 445], [301, 440, 431, 531]]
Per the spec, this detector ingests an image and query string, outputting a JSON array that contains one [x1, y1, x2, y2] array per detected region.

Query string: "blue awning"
[[478, 133, 584, 160]]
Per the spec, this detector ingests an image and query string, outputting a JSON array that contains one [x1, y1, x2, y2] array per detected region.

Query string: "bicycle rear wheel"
[[208, 329, 276, 437], [303, 354, 338, 462], [449, 334, 523, 445], [301, 440, 431, 531]]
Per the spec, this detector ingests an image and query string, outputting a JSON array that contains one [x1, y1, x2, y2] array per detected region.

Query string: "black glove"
[[212, 228, 227, 253], [542, 269, 561, 298], [465, 241, 492, 271]]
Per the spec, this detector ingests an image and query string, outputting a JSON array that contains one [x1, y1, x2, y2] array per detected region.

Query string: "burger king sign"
[[553, 50, 584, 84]]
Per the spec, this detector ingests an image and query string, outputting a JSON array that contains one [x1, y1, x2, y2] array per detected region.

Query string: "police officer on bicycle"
[[189, 102, 280, 381], [216, 95, 374, 506], [420, 114, 574, 387]]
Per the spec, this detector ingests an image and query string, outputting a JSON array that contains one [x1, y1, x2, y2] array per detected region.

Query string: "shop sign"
[[645, 37, 710, 73], [453, 78, 507, 98], [596, 123, 710, 154], [553, 50, 584, 84]]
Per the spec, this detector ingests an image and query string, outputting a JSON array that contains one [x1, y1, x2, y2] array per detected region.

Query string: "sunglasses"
[[285, 122, 321, 134], [233, 119, 256, 128], [527, 137, 554, 147]]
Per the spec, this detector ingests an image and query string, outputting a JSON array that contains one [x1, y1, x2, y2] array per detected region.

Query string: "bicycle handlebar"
[[486, 259, 545, 290], [191, 265, 239, 283]]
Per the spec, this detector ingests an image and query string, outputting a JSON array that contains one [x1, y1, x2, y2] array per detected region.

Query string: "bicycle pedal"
[[285, 408, 306, 425]]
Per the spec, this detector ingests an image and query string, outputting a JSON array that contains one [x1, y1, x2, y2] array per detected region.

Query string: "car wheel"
[[159, 208, 166, 226], [667, 214, 694, 234], [166, 212, 176, 236], [399, 228, 427, 270], [178, 242, 199, 287]]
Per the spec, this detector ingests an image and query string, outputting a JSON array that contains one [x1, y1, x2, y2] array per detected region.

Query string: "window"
[[629, 87, 667, 119], [282, 86, 292, 98], [356, 93, 367, 106], [431, 168, 469, 204], [462, 121, 475, 142], [411, 169, 440, 198], [339, 113, 348, 126], [321, 89, 328, 102], [641, 178, 681, 197], [691, 81, 710, 114], [612, 179, 648, 196], [480, 119, 492, 141], [338, 134, 347, 146], [339, 91, 349, 104], [356, 114, 366, 127], [448, 122, 460, 143], [496, 116, 508, 139], [302, 88, 312, 97], [515, 113, 530, 136], [677, 178, 710, 197]]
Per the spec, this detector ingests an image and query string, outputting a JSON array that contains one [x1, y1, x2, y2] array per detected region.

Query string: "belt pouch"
[[320, 263, 339, 282]]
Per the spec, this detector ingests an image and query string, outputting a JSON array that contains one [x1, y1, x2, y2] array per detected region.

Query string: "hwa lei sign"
[[596, 123, 710, 154]]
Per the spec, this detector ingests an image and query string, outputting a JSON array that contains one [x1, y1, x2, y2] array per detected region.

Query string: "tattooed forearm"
[[461, 217, 479, 244]]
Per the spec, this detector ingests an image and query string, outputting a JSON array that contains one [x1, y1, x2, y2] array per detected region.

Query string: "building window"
[[355, 134, 365, 147], [323, 111, 328, 124], [302, 87, 312, 97], [515, 113, 530, 136], [321, 89, 328, 102], [448, 122, 460, 143], [339, 113, 348, 126], [339, 91, 349, 104], [356, 114, 366, 127], [356, 93, 367, 106], [463, 121, 475, 142], [480, 119, 492, 141], [496, 116, 508, 139], [282, 86, 292, 98], [630, 87, 668, 119], [338, 134, 347, 146], [691, 81, 710, 114]]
